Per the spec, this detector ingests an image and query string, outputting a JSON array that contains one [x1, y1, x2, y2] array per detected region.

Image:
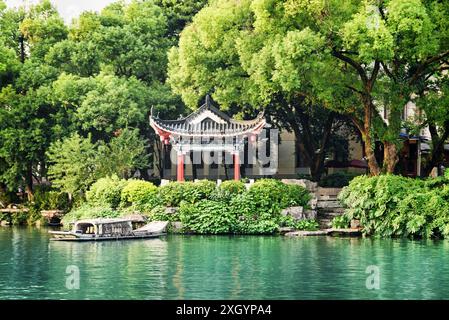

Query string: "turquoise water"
[[1, 227, 449, 299]]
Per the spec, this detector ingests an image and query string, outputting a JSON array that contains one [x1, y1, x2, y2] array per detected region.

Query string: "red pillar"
[[234, 153, 240, 181], [177, 152, 184, 182]]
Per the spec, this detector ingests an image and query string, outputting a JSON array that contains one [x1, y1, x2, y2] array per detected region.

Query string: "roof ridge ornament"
[[205, 94, 211, 109]]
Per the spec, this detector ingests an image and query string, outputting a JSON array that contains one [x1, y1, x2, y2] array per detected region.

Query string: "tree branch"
[[381, 62, 394, 79], [410, 49, 449, 84], [332, 50, 369, 85]]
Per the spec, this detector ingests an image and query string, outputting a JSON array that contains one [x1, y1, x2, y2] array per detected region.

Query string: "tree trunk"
[[422, 122, 449, 177], [25, 165, 34, 202], [309, 112, 335, 181], [362, 100, 381, 176], [382, 141, 399, 174]]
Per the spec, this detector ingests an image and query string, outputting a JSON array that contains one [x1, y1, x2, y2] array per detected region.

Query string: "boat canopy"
[[73, 219, 133, 236]]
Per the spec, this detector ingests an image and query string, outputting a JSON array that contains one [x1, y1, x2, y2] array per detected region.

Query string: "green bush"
[[158, 180, 216, 206], [279, 215, 319, 231], [86, 175, 127, 209], [62, 204, 119, 226], [219, 180, 246, 195], [295, 219, 320, 231], [331, 215, 351, 228], [247, 179, 310, 213], [146, 205, 180, 222], [319, 172, 362, 188], [338, 174, 449, 238], [179, 200, 237, 234], [120, 179, 158, 209], [229, 193, 280, 234], [281, 184, 311, 208], [32, 188, 71, 211]]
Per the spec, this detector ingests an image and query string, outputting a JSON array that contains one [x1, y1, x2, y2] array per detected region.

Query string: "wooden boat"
[[49, 218, 168, 241]]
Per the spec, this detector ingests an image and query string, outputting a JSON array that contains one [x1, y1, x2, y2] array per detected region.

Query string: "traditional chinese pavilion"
[[150, 95, 266, 181]]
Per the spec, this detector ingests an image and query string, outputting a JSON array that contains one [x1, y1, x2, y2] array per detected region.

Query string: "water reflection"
[[2, 228, 449, 299]]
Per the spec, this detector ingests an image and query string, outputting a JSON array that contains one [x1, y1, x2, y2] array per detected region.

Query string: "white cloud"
[[4, 0, 117, 23]]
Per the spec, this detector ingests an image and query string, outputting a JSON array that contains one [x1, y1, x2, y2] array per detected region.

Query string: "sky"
[[5, 0, 118, 23]]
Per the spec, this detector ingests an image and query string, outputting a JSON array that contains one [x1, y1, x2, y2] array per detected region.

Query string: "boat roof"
[[75, 218, 133, 225]]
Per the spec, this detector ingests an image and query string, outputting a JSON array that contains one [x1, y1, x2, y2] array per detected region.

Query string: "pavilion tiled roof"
[[150, 95, 266, 137]]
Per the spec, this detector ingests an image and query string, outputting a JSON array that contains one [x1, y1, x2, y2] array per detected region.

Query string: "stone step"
[[316, 187, 342, 197], [316, 200, 342, 209], [318, 218, 332, 229], [318, 213, 344, 220], [316, 195, 339, 201], [318, 208, 346, 215]]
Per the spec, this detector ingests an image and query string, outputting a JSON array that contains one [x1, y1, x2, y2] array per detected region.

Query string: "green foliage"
[[146, 205, 179, 222], [47, 133, 99, 195], [32, 186, 70, 211], [120, 179, 158, 209], [319, 172, 362, 188], [179, 200, 237, 234], [247, 179, 310, 212], [62, 204, 119, 225], [96, 128, 149, 179], [218, 180, 246, 195], [295, 219, 320, 231], [338, 175, 449, 238], [86, 175, 126, 209], [331, 215, 351, 229], [158, 180, 216, 206], [279, 214, 319, 231]]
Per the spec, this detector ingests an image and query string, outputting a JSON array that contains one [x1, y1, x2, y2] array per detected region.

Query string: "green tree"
[[96, 128, 149, 179], [46, 133, 99, 198], [169, 0, 449, 176]]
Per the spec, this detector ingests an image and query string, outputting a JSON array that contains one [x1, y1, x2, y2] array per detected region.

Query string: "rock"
[[304, 209, 317, 220], [165, 207, 178, 214], [171, 221, 183, 231], [285, 230, 328, 237], [0, 220, 10, 226], [309, 198, 318, 210], [281, 206, 303, 216], [281, 179, 317, 192], [326, 228, 362, 237], [281, 207, 317, 220], [350, 219, 361, 229], [279, 227, 295, 234]]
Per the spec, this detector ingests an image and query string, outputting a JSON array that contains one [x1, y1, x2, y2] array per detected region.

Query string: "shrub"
[[179, 200, 237, 234], [86, 175, 127, 209], [295, 219, 320, 231], [331, 215, 351, 228], [229, 193, 280, 234], [62, 204, 119, 226], [279, 215, 319, 231], [120, 179, 158, 209], [281, 184, 311, 208], [319, 172, 362, 188], [146, 205, 180, 222], [338, 174, 449, 238], [158, 180, 216, 206], [219, 180, 246, 195], [32, 188, 71, 211], [247, 179, 310, 213]]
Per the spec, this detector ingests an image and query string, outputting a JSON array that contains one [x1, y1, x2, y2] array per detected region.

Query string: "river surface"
[[1, 227, 449, 299]]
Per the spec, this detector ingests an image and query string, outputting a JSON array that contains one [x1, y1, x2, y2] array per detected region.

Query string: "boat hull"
[[49, 232, 165, 241]]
